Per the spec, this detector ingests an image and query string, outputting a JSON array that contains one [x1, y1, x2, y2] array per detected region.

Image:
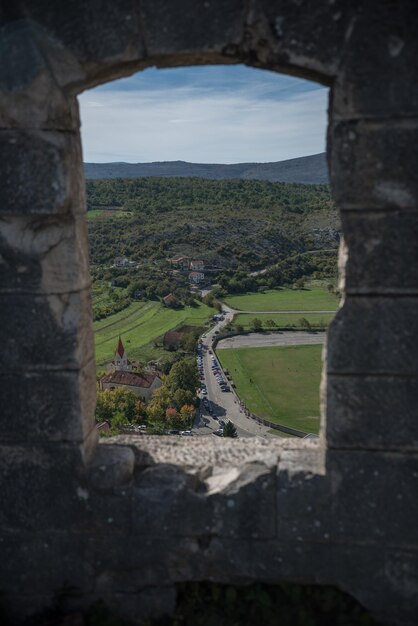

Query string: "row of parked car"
[[210, 355, 231, 392], [197, 343, 207, 395]]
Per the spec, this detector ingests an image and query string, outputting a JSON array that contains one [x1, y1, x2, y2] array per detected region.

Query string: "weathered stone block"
[[140, 0, 244, 57], [0, 215, 90, 294], [89, 535, 173, 592], [0, 443, 87, 531], [132, 461, 275, 539], [0, 20, 79, 129], [0, 531, 95, 595], [26, 0, 145, 85], [276, 470, 331, 544], [0, 363, 96, 444], [0, 289, 94, 371], [325, 451, 418, 548], [332, 1, 418, 118], [255, 0, 352, 78], [326, 297, 418, 375], [132, 463, 210, 537], [206, 461, 276, 539], [80, 484, 133, 535], [329, 120, 418, 210], [341, 210, 418, 293], [0, 129, 85, 215], [88, 444, 135, 491], [277, 451, 418, 548], [325, 374, 418, 451]]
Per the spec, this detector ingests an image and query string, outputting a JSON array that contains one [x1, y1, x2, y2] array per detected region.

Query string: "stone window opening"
[[1, 4, 416, 625], [81, 63, 331, 443]]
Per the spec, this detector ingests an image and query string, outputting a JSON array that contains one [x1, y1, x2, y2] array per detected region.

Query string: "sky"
[[79, 65, 328, 164]]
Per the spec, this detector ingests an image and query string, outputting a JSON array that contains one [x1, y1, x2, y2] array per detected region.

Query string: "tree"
[[165, 407, 179, 424], [166, 359, 199, 395], [173, 388, 195, 409], [146, 399, 165, 422], [223, 421, 238, 438], [179, 404, 196, 426], [95, 387, 140, 427], [250, 318, 263, 332], [294, 277, 305, 289], [265, 319, 276, 329], [299, 317, 311, 330], [181, 330, 200, 353]]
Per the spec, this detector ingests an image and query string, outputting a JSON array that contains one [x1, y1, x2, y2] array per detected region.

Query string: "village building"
[[114, 256, 135, 267], [109, 337, 141, 372], [111, 337, 130, 371], [189, 259, 204, 271], [114, 256, 129, 267], [189, 271, 205, 284], [99, 370, 162, 402], [101, 338, 163, 401], [162, 293, 178, 307], [169, 255, 189, 270]]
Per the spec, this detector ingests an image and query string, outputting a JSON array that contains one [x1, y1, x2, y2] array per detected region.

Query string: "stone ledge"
[[100, 435, 321, 470]]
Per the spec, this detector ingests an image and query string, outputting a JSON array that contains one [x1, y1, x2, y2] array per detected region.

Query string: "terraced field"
[[94, 300, 214, 366]]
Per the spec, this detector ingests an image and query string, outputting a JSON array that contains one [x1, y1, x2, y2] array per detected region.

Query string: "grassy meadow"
[[234, 312, 334, 330], [87, 209, 133, 219], [225, 287, 338, 312], [218, 345, 323, 433], [94, 300, 214, 367]]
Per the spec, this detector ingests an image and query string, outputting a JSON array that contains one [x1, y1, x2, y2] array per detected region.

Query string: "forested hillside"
[[84, 152, 328, 184], [87, 177, 339, 272]]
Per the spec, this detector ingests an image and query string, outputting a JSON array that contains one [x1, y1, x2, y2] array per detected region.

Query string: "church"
[[99, 337, 162, 402]]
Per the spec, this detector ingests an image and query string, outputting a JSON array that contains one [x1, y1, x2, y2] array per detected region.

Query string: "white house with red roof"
[[102, 338, 162, 402], [99, 370, 162, 402], [189, 271, 205, 284], [189, 259, 204, 271]]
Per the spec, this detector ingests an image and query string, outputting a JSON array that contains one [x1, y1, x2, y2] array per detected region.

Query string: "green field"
[[87, 209, 133, 219], [218, 345, 322, 433], [225, 288, 338, 312], [234, 312, 334, 330], [94, 300, 214, 366]]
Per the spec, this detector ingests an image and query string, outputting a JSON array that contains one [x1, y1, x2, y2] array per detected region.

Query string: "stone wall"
[[0, 2, 417, 624]]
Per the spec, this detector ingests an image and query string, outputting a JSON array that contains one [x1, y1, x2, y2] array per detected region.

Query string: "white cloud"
[[84, 101, 105, 108], [79, 77, 328, 163]]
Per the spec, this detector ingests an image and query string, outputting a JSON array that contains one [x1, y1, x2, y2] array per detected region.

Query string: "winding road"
[[192, 303, 327, 439]]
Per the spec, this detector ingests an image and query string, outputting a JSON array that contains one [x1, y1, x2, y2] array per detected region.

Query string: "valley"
[[88, 177, 338, 438]]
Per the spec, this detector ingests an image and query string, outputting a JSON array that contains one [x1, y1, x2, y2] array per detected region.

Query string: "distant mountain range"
[[84, 153, 328, 184]]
